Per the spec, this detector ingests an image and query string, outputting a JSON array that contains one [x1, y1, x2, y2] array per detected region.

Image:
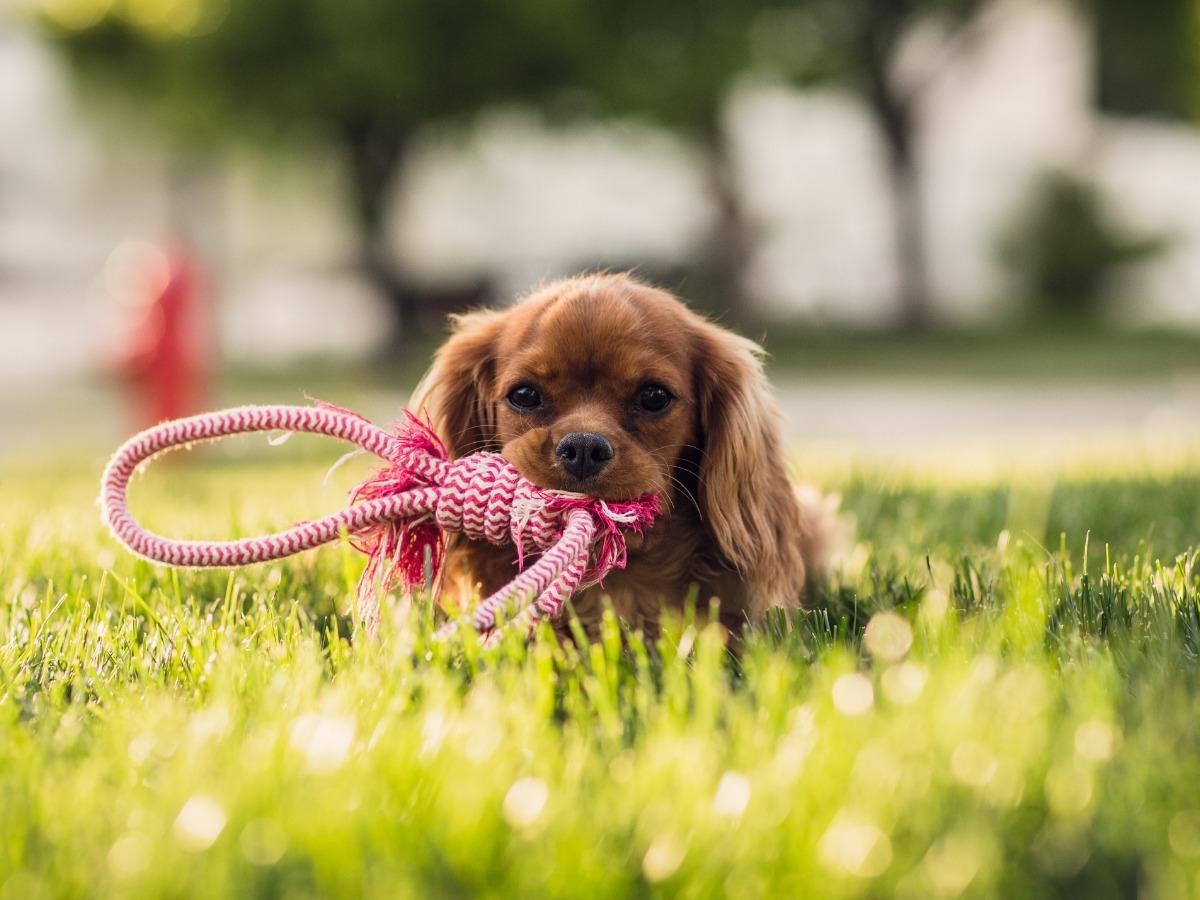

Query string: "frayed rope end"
[[350, 412, 448, 605], [547, 492, 661, 584]]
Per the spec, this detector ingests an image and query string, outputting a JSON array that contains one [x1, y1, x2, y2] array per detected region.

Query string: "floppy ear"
[[695, 323, 806, 613], [410, 309, 505, 457]]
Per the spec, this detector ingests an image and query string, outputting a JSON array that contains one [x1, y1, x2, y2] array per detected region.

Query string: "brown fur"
[[411, 273, 815, 638]]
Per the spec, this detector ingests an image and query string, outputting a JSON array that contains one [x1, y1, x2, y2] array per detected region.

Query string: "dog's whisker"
[[663, 472, 702, 519]]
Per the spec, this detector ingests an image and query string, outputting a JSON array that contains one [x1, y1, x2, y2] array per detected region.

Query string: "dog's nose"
[[555, 432, 614, 481]]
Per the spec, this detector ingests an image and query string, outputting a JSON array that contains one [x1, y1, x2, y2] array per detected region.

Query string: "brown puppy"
[[413, 272, 823, 638]]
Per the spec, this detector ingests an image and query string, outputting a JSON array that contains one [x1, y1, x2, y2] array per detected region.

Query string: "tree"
[[759, 0, 989, 330], [36, 0, 584, 340], [998, 169, 1167, 320], [557, 0, 777, 316], [39, 0, 781, 330]]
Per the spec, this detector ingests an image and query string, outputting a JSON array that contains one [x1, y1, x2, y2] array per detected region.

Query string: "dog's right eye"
[[506, 384, 543, 411]]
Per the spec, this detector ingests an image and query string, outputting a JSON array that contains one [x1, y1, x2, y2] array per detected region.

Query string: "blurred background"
[[3, 0, 1200, 470]]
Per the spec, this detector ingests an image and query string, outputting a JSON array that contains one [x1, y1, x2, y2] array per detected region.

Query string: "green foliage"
[[752, 0, 989, 97], [35, 0, 583, 142], [999, 170, 1168, 320], [560, 0, 773, 136], [3, 453, 1200, 896], [1093, 0, 1200, 118], [34, 0, 778, 149]]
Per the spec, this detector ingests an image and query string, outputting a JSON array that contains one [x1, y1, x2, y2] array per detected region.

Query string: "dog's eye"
[[636, 383, 673, 413], [506, 384, 543, 411]]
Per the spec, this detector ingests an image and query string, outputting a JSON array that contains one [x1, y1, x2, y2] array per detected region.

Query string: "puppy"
[[413, 273, 826, 638]]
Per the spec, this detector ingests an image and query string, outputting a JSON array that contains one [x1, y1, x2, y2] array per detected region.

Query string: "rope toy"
[[100, 402, 660, 642]]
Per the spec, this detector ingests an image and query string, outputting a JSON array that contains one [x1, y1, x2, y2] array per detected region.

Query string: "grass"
[[755, 324, 1200, 380], [2, 447, 1200, 899], [216, 325, 1200, 400]]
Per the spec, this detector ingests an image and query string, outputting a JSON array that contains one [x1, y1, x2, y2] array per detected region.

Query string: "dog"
[[412, 272, 831, 639]]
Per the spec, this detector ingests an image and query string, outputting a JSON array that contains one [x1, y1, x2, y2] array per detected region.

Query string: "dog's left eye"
[[636, 383, 673, 413]]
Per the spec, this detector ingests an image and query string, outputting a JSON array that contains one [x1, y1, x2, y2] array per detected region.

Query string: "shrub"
[[998, 169, 1167, 320]]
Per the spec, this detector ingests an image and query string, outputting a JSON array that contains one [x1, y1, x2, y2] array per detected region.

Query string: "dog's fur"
[[413, 273, 827, 637]]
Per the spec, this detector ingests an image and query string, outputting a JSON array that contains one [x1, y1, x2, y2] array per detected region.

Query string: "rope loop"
[[100, 402, 660, 641]]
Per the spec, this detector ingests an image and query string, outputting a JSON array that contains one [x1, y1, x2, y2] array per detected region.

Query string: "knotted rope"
[[100, 402, 660, 641]]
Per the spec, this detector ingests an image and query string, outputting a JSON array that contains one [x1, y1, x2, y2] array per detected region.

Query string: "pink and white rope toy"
[[100, 402, 660, 641]]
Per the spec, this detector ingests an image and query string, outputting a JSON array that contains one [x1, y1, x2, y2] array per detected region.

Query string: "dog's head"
[[414, 273, 803, 596]]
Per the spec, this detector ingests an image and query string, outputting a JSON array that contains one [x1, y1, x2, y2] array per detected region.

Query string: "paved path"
[[774, 373, 1200, 441], [772, 373, 1200, 471]]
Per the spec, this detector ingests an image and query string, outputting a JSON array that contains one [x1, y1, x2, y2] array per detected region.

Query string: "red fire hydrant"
[[112, 240, 210, 428]]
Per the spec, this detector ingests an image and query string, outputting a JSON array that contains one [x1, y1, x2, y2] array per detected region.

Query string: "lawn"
[[216, 326, 1200, 403], [2, 446, 1199, 899]]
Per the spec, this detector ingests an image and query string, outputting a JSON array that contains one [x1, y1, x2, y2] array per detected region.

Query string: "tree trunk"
[[342, 120, 423, 344], [861, 0, 934, 331], [702, 115, 751, 321], [881, 119, 932, 332]]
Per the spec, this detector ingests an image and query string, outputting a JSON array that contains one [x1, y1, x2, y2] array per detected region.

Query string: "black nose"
[[555, 432, 614, 481]]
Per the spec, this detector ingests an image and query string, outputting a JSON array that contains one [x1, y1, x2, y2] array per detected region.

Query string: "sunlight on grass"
[[1, 451, 1199, 898]]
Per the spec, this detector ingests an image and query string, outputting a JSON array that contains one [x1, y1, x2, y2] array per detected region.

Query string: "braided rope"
[[100, 403, 659, 641]]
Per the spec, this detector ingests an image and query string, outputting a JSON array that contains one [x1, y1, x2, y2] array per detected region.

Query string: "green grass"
[[3, 450, 1200, 899], [216, 325, 1200, 398], [755, 325, 1200, 380]]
